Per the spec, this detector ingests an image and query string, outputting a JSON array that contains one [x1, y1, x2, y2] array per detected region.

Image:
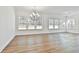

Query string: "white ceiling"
[[14, 6, 79, 15]]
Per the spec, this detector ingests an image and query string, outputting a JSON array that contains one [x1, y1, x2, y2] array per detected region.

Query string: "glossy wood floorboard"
[[2, 34, 64, 53]]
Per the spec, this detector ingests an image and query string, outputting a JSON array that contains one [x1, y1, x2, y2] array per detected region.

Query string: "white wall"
[[0, 7, 15, 52]]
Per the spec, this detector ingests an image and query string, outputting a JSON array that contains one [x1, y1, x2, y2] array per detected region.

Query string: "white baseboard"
[[0, 35, 15, 52]]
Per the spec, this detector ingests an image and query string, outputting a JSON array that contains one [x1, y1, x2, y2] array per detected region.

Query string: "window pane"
[[18, 24, 27, 30]]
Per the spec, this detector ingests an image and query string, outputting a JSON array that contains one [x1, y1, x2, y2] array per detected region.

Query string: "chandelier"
[[30, 7, 40, 21]]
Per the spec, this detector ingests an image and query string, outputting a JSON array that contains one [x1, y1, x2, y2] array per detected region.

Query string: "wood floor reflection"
[[2, 34, 63, 53]]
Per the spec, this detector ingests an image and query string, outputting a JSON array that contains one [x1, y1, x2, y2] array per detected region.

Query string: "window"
[[17, 16, 43, 30], [17, 16, 27, 30], [17, 7, 43, 30], [48, 17, 60, 30]]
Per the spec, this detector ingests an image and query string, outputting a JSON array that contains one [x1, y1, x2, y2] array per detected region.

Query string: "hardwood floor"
[[2, 34, 64, 53]]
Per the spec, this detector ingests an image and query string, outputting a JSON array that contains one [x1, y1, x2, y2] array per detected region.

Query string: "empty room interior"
[[1, 6, 79, 53]]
